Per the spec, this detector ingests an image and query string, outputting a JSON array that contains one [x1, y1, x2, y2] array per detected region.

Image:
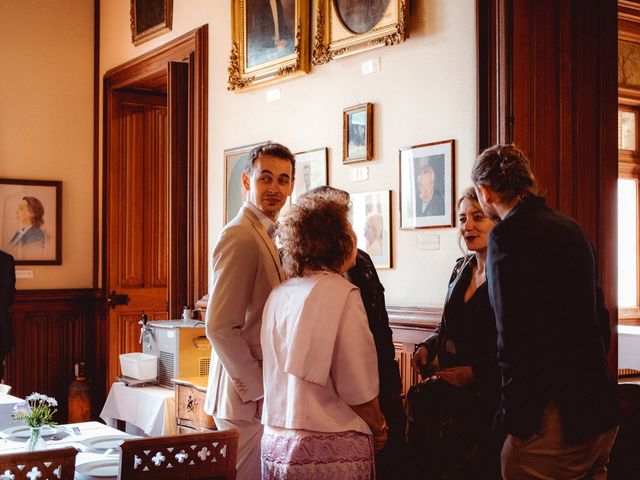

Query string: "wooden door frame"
[[101, 26, 208, 388]]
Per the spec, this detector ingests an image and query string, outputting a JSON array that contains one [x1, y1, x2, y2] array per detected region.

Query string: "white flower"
[[26, 393, 46, 402], [46, 398, 58, 407]]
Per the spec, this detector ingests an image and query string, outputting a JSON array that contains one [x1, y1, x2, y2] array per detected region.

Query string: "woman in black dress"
[[411, 187, 501, 479]]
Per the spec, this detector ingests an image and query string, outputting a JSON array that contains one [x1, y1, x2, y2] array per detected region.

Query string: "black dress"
[[412, 256, 501, 480]]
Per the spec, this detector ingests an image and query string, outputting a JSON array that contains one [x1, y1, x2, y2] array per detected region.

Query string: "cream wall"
[[100, 0, 477, 307], [0, 0, 94, 289]]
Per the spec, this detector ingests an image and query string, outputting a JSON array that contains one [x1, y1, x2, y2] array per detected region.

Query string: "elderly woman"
[[260, 189, 387, 479], [411, 187, 501, 479]]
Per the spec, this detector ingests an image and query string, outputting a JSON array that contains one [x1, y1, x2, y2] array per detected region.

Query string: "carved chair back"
[[0, 446, 77, 480], [118, 429, 239, 480]]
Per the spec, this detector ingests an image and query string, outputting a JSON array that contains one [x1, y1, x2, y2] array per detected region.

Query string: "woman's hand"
[[437, 366, 474, 387], [411, 345, 429, 373], [373, 427, 388, 452]]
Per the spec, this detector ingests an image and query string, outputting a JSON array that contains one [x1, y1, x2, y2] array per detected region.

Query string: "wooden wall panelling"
[[6, 290, 101, 422], [149, 106, 169, 288], [478, 0, 618, 373]]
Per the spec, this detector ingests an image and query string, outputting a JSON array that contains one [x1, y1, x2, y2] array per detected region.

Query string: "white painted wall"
[[0, 0, 94, 289], [100, 0, 477, 307]]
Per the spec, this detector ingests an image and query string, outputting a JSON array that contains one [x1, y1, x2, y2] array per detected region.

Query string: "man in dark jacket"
[[0, 250, 15, 381], [472, 144, 619, 479]]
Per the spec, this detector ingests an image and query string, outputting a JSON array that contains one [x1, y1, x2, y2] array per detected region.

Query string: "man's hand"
[[437, 366, 474, 387], [411, 345, 429, 373]]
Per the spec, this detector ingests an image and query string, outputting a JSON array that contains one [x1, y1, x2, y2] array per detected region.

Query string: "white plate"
[[1, 424, 64, 438], [75, 458, 119, 479], [81, 435, 129, 451]]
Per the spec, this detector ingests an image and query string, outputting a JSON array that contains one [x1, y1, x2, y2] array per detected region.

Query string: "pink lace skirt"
[[261, 428, 374, 480]]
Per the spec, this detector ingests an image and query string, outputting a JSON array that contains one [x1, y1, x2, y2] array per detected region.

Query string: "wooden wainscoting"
[[5, 289, 103, 422], [388, 306, 441, 398]]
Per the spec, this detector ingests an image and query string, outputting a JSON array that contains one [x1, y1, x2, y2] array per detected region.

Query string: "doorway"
[[102, 26, 208, 387]]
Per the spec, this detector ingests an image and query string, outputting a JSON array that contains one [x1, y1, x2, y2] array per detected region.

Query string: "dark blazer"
[[487, 195, 619, 442], [0, 251, 16, 370], [348, 249, 402, 407], [422, 255, 501, 417], [10, 226, 45, 247]]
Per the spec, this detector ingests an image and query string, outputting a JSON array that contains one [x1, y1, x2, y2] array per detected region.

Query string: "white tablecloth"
[[99, 383, 175, 436], [0, 421, 134, 479], [0, 394, 23, 430]]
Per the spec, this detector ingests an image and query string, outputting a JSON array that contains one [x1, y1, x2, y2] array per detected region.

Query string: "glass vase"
[[26, 426, 47, 451]]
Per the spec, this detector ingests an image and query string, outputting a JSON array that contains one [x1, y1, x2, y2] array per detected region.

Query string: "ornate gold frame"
[[130, 0, 173, 46], [312, 0, 409, 65], [228, 0, 310, 91]]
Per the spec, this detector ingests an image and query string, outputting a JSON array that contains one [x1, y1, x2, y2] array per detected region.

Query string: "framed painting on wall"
[[350, 190, 392, 269], [343, 103, 373, 163], [312, 0, 408, 65], [224, 142, 269, 224], [0, 179, 62, 265], [130, 0, 173, 46], [291, 147, 329, 204], [399, 140, 455, 229], [228, 0, 310, 91]]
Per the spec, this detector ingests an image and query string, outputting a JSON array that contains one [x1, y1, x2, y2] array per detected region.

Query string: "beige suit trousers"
[[501, 402, 618, 479], [215, 416, 263, 480]]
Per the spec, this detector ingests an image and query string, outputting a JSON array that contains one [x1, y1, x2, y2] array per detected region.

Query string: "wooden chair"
[[118, 429, 239, 480], [0, 447, 77, 480]]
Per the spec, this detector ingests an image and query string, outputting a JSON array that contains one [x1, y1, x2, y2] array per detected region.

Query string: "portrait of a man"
[[334, 0, 390, 34], [347, 111, 366, 158], [291, 148, 328, 204], [414, 155, 445, 217], [246, 0, 295, 69]]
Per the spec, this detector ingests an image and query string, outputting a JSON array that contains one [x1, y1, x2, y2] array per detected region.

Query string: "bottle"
[[68, 361, 92, 423]]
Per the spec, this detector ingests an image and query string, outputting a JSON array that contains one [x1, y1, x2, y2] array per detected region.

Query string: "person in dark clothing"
[[411, 188, 501, 479], [303, 186, 408, 479], [0, 250, 16, 381], [472, 144, 619, 479]]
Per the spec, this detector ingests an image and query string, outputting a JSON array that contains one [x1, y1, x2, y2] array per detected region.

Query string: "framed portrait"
[[399, 140, 455, 229], [312, 0, 408, 65], [228, 0, 310, 91], [130, 0, 173, 46], [350, 190, 392, 269], [343, 103, 373, 163], [291, 147, 329, 204], [0, 179, 62, 265], [224, 141, 269, 224]]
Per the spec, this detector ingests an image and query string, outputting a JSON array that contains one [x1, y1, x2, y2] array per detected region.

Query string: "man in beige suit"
[[204, 143, 295, 480]]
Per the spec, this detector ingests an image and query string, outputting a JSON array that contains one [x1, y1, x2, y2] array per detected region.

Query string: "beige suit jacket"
[[204, 206, 284, 421]]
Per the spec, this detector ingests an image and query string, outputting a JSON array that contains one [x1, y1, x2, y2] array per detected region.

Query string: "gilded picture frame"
[[130, 0, 173, 46], [399, 140, 455, 230], [0, 179, 62, 265], [343, 103, 373, 163], [312, 0, 409, 65], [228, 0, 310, 91]]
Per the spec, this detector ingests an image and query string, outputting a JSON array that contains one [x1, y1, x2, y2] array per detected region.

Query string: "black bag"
[[407, 377, 480, 480]]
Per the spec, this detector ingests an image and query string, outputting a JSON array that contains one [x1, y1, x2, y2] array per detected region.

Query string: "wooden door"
[[106, 90, 169, 383]]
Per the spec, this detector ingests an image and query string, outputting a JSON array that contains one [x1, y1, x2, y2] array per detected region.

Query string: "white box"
[[119, 353, 158, 380]]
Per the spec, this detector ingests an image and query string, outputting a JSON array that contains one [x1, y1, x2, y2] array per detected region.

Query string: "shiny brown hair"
[[471, 144, 537, 203]]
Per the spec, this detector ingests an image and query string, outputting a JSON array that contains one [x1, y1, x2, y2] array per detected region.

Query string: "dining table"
[[0, 420, 137, 479]]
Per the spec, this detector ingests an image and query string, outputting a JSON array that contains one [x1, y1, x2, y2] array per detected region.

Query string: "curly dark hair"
[[471, 144, 537, 203], [278, 189, 354, 278], [245, 142, 296, 181]]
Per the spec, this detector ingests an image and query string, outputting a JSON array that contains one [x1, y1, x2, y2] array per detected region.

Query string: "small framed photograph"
[[228, 0, 310, 91], [343, 103, 373, 163], [399, 140, 455, 229], [291, 148, 329, 204], [130, 0, 173, 46], [224, 141, 269, 223], [350, 190, 392, 269], [312, 0, 408, 65], [0, 179, 62, 265]]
